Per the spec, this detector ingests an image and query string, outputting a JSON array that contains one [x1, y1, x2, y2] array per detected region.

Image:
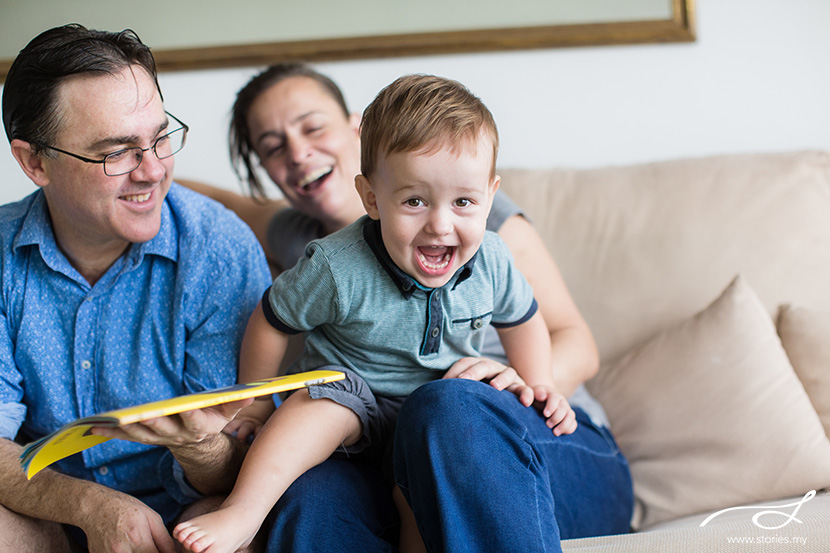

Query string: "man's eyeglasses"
[[33, 112, 188, 176]]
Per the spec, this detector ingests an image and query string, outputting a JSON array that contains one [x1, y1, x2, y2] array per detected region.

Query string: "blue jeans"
[[267, 379, 633, 552]]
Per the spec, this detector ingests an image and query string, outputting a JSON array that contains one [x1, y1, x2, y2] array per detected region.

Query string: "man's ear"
[[10, 139, 50, 189], [355, 174, 380, 220]]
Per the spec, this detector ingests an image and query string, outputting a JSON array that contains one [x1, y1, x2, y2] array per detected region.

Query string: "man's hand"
[[90, 398, 253, 447], [79, 488, 175, 553]]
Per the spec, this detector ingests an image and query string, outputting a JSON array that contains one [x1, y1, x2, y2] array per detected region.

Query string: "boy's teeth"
[[418, 247, 452, 269], [123, 193, 151, 203], [299, 166, 333, 188]]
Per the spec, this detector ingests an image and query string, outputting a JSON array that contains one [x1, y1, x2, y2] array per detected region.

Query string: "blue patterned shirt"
[[0, 184, 271, 523]]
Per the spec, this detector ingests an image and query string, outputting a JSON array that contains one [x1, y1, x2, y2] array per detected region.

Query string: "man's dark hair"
[[2, 24, 160, 151]]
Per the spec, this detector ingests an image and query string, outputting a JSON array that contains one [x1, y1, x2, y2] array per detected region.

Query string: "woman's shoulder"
[[486, 190, 524, 233]]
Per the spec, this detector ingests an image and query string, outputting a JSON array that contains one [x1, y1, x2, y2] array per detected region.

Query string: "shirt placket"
[[73, 293, 114, 483]]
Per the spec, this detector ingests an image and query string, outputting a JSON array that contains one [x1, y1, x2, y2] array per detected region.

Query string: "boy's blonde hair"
[[360, 74, 499, 179]]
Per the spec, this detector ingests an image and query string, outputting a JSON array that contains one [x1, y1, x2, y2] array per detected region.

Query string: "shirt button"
[[98, 466, 109, 476], [81, 360, 92, 369], [472, 318, 483, 329], [431, 327, 440, 338]]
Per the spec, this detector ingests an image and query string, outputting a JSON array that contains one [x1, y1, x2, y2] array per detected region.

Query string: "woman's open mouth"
[[297, 166, 333, 193]]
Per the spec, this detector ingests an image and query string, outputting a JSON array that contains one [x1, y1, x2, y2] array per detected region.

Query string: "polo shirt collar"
[[362, 216, 477, 298]]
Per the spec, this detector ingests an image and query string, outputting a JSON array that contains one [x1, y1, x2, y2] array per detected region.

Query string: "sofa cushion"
[[585, 275, 830, 530], [778, 305, 830, 438], [562, 491, 830, 552], [498, 151, 830, 366]]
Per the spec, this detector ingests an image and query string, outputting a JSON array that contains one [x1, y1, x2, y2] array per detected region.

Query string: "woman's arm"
[[497, 215, 599, 397]]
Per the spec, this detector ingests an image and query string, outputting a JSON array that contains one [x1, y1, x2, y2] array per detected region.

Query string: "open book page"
[[20, 369, 344, 479]]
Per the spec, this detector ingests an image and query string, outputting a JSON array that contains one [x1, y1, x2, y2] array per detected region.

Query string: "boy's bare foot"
[[173, 505, 260, 553]]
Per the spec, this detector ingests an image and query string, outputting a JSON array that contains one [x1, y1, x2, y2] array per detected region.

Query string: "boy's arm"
[[497, 311, 577, 436], [226, 301, 292, 439]]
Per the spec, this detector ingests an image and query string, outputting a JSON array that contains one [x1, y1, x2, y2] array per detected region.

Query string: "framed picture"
[[0, 0, 694, 80]]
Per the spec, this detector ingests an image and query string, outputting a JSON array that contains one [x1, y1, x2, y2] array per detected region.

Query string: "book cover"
[[20, 369, 344, 479]]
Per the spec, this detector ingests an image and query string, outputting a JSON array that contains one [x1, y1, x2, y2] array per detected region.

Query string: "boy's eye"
[[405, 198, 423, 207], [454, 198, 472, 207]]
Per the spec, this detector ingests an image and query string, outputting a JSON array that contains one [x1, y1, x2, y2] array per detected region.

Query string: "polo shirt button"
[[472, 318, 483, 329], [431, 327, 440, 338]]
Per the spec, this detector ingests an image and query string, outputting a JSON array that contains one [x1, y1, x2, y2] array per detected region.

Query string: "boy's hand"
[[223, 414, 264, 443], [529, 385, 577, 436], [223, 397, 275, 442], [445, 356, 533, 398]]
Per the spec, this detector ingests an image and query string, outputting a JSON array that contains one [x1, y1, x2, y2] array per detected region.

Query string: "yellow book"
[[19, 369, 344, 479]]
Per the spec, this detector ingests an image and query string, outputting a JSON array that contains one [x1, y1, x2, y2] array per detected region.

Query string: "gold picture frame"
[[0, 0, 694, 81]]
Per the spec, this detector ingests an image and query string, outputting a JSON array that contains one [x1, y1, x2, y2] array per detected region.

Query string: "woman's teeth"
[[123, 193, 151, 203], [299, 166, 333, 188]]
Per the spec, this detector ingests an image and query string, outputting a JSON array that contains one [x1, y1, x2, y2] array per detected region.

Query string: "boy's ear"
[[355, 174, 380, 220], [10, 139, 50, 189]]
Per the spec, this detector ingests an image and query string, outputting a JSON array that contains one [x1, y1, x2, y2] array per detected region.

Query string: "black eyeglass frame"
[[31, 112, 189, 176]]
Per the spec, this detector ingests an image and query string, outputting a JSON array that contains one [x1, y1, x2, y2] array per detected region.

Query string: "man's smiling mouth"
[[122, 192, 151, 203]]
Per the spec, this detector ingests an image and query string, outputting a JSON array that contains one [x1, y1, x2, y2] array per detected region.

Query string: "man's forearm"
[[169, 430, 249, 495], [0, 438, 108, 529]]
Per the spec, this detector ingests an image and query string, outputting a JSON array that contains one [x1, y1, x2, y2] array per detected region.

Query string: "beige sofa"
[[498, 150, 830, 552]]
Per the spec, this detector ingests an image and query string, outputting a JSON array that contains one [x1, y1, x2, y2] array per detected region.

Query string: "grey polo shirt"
[[263, 216, 537, 397]]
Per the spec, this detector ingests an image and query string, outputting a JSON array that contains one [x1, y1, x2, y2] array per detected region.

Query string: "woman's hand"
[[444, 356, 534, 403]]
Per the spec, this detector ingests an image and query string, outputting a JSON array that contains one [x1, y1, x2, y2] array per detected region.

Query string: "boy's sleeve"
[[487, 233, 538, 328], [264, 242, 341, 333]]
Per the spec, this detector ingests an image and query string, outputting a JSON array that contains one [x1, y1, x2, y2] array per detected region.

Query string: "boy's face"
[[356, 134, 499, 289]]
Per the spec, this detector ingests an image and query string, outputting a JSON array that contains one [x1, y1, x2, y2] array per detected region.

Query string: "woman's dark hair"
[[229, 62, 349, 199], [2, 24, 160, 152]]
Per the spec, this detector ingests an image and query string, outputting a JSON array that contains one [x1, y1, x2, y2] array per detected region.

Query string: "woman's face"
[[247, 76, 362, 223]]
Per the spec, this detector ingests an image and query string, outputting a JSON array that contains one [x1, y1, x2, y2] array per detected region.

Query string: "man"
[[0, 24, 271, 552]]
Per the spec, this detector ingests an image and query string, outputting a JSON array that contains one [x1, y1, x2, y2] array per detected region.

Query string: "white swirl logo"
[[699, 490, 816, 530]]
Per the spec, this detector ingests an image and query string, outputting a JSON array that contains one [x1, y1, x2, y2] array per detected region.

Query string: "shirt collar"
[[361, 216, 477, 299], [13, 190, 179, 269]]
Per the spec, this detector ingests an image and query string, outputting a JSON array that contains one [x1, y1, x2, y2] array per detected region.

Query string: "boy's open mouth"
[[417, 246, 455, 273]]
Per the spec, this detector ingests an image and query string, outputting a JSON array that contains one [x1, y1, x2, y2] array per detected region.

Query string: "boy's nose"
[[425, 208, 453, 235]]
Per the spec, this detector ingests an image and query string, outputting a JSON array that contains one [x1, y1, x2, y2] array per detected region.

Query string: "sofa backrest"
[[498, 150, 830, 366]]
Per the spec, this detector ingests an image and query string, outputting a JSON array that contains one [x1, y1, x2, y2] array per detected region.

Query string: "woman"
[[183, 63, 633, 552]]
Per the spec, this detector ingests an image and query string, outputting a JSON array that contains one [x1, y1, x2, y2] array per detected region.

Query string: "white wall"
[[2, 0, 829, 204]]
